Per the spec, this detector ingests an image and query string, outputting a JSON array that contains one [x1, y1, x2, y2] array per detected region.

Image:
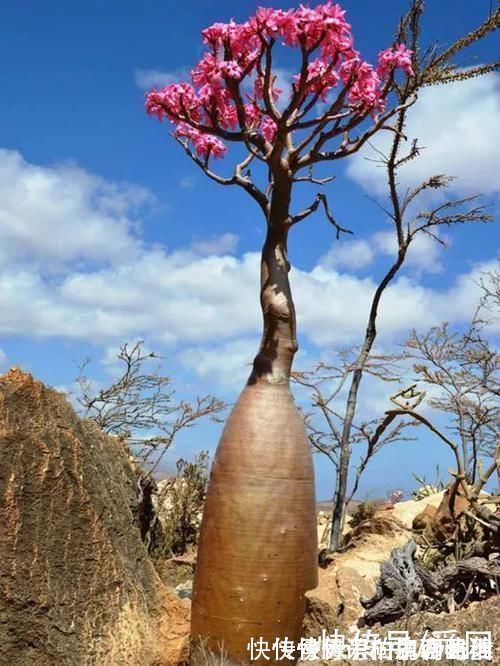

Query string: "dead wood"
[[360, 539, 500, 627]]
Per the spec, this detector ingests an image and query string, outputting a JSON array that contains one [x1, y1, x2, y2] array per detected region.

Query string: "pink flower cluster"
[[175, 123, 227, 158], [145, 3, 413, 158], [261, 116, 277, 142], [254, 3, 352, 57], [339, 58, 383, 110], [145, 82, 201, 123], [295, 58, 340, 100], [378, 44, 414, 79]]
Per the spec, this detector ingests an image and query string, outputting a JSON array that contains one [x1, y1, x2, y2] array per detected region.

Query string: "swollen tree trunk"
[[191, 204, 318, 664]]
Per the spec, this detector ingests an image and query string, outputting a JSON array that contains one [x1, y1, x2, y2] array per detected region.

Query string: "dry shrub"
[[155, 451, 209, 557], [348, 501, 377, 529]]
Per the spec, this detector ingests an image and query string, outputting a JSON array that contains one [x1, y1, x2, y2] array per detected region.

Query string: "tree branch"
[[175, 137, 269, 214], [289, 192, 353, 238]]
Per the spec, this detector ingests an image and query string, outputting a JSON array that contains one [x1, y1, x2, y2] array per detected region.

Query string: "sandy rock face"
[[305, 513, 412, 633], [391, 492, 445, 528], [0, 368, 189, 666]]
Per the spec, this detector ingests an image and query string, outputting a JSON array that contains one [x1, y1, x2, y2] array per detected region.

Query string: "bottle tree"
[[146, 3, 413, 662]]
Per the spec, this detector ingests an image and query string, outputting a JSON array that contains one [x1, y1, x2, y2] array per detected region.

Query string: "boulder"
[[0, 369, 190, 666], [306, 518, 411, 632], [391, 492, 445, 528], [157, 553, 196, 589], [412, 504, 438, 531], [302, 595, 338, 637]]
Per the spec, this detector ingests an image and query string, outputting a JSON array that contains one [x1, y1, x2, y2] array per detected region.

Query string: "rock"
[[302, 595, 338, 637], [343, 512, 407, 544], [379, 590, 500, 638], [426, 482, 470, 542], [391, 491, 445, 528], [175, 580, 193, 600], [316, 509, 353, 548], [412, 504, 438, 531], [0, 369, 190, 666], [308, 520, 411, 631], [157, 554, 196, 588], [317, 521, 330, 547], [152, 478, 203, 556]]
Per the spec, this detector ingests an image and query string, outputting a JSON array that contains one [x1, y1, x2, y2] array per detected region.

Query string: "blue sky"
[[0, 1, 498, 500]]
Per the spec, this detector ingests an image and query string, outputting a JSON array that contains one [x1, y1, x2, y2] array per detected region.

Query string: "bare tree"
[[293, 350, 416, 509], [76, 341, 226, 476], [372, 402, 499, 532], [478, 268, 500, 317], [154, 450, 210, 557], [297, 3, 498, 551], [405, 290, 499, 485]]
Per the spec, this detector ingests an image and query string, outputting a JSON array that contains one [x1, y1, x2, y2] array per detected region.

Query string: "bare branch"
[[410, 195, 493, 238], [289, 192, 353, 238], [76, 341, 227, 477], [427, 9, 500, 73], [293, 166, 335, 185], [174, 136, 269, 214]]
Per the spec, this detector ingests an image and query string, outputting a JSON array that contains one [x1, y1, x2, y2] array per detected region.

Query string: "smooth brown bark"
[[191, 194, 318, 664], [250, 223, 297, 385], [191, 383, 317, 663]]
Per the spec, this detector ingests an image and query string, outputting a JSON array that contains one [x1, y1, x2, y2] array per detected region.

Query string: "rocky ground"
[[162, 492, 498, 664]]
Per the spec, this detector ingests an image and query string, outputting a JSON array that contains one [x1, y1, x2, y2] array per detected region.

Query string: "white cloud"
[[320, 238, 374, 270], [0, 148, 496, 392], [2, 239, 494, 350], [134, 68, 187, 90], [373, 230, 444, 273], [319, 228, 445, 274], [0, 347, 7, 370], [191, 233, 239, 256], [0, 149, 152, 270], [347, 74, 500, 196], [178, 338, 256, 390]]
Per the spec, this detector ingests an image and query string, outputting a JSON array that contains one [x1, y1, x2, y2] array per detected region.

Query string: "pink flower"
[[201, 22, 228, 46], [147, 3, 410, 160], [219, 60, 243, 80], [244, 102, 262, 127], [377, 44, 414, 78], [175, 123, 227, 158], [202, 20, 259, 57], [339, 57, 383, 110], [145, 90, 168, 121], [261, 116, 277, 142], [145, 83, 201, 122], [192, 53, 223, 88], [254, 75, 282, 102], [388, 489, 404, 505], [295, 58, 340, 99]]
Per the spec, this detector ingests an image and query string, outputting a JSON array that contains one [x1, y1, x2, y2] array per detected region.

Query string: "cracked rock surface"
[[0, 368, 189, 666]]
